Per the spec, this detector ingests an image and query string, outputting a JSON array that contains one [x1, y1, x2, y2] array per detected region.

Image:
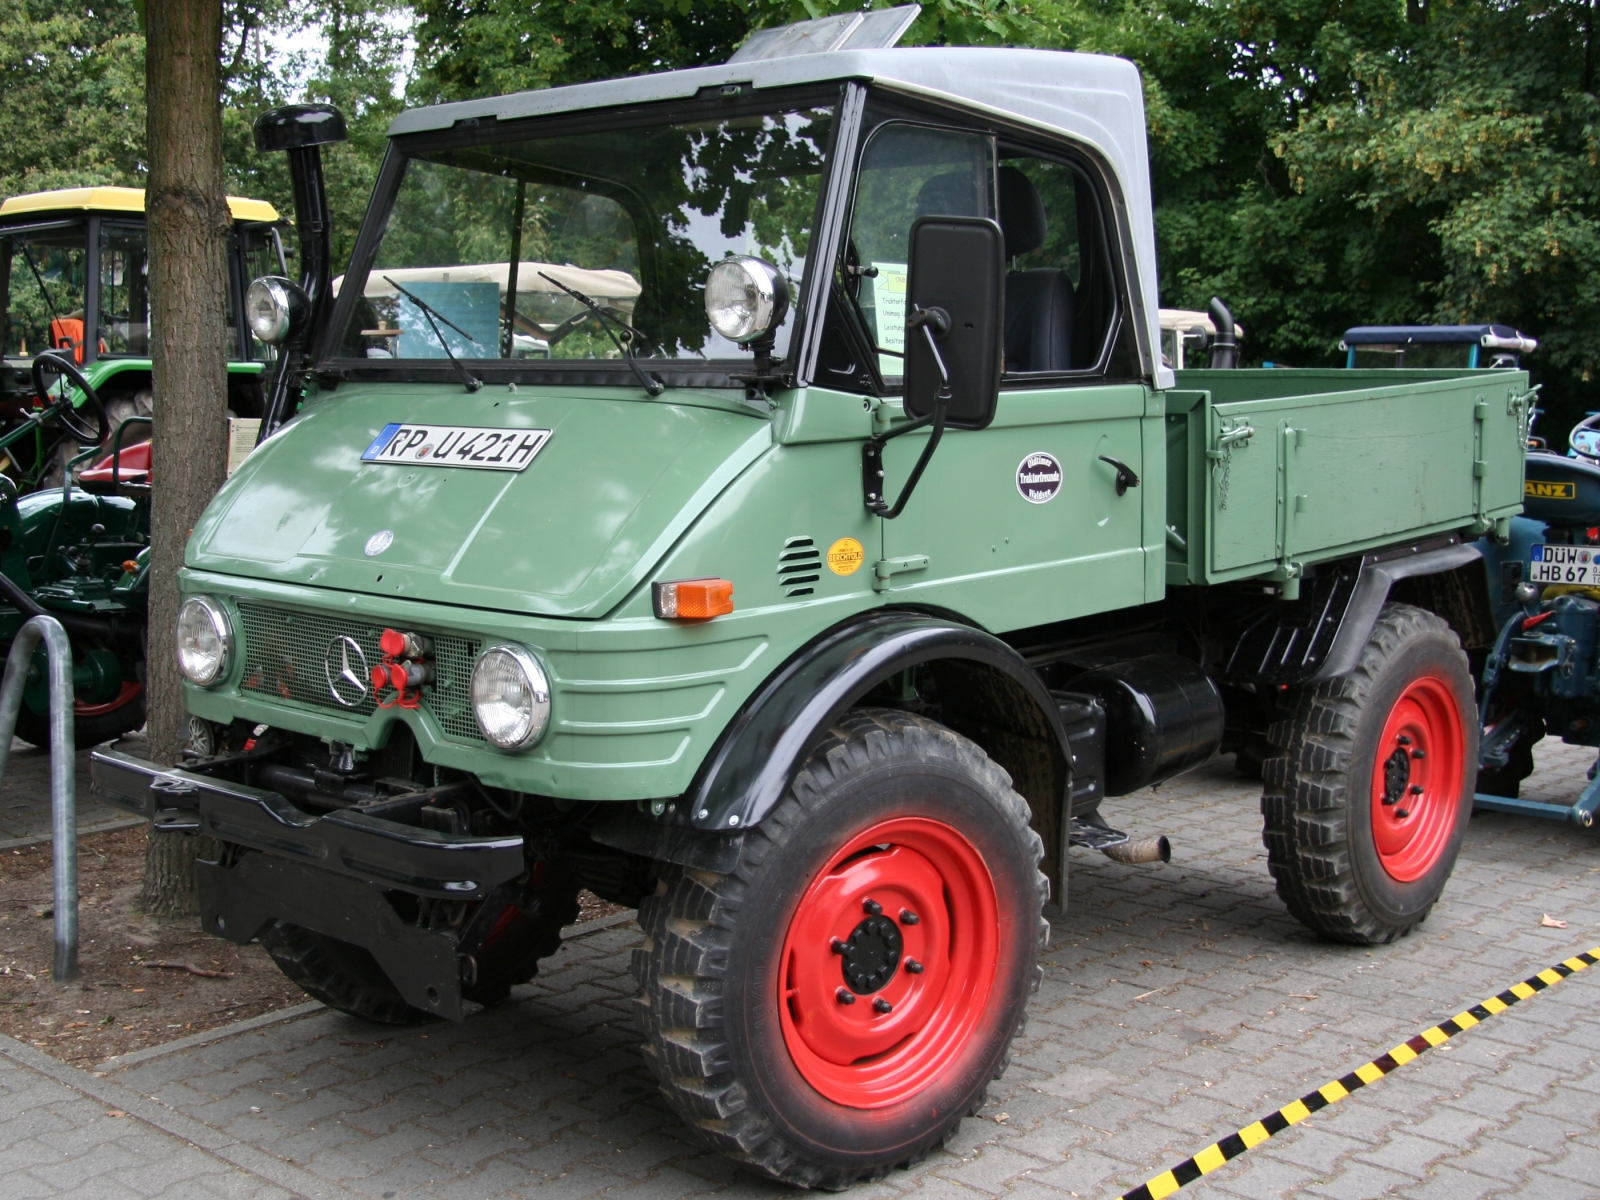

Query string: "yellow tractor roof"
[[0, 186, 280, 223]]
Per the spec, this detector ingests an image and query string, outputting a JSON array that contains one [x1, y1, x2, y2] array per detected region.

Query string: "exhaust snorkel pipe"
[[252, 103, 348, 440], [1207, 296, 1239, 369]]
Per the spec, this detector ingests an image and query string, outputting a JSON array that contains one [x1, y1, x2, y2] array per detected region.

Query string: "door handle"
[[1098, 455, 1140, 496]]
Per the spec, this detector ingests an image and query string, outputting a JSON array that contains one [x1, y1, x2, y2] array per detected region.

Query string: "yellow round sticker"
[[827, 537, 865, 576]]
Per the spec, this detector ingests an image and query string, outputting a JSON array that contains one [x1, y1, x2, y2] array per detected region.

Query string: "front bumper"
[[91, 746, 525, 1020]]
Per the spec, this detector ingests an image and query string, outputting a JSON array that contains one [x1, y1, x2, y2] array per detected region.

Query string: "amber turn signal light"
[[653, 578, 734, 620]]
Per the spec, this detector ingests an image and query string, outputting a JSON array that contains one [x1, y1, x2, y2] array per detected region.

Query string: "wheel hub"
[[838, 912, 902, 994], [1369, 676, 1464, 883], [777, 817, 1001, 1109]]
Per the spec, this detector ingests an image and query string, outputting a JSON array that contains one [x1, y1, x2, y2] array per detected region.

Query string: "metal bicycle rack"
[[0, 614, 77, 980]]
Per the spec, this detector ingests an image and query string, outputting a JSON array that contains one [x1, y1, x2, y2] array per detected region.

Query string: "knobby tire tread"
[[629, 708, 1048, 1190], [1260, 603, 1466, 944]]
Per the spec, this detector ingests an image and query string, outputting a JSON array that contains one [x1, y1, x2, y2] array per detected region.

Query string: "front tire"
[[1261, 604, 1476, 944], [631, 710, 1048, 1188]]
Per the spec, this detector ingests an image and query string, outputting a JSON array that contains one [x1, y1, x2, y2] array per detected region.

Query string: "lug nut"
[[899, 909, 919, 925], [1397, 735, 1413, 746], [905, 958, 923, 974], [1396, 808, 1411, 819], [1411, 749, 1426, 760], [863, 898, 882, 916], [1409, 784, 1424, 795], [836, 988, 856, 1005], [873, 998, 893, 1013], [830, 938, 846, 954]]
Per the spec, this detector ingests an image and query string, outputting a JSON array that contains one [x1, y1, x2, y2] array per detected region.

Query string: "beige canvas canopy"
[[333, 262, 641, 306]]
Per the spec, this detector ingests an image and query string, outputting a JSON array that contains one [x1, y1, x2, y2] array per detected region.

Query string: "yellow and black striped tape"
[[1121, 946, 1600, 1200]]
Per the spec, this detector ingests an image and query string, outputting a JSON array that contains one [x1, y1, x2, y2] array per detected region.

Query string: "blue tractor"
[[1342, 323, 1600, 827]]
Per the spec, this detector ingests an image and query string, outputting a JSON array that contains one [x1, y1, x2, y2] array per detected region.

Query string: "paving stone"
[[7, 747, 1600, 1199]]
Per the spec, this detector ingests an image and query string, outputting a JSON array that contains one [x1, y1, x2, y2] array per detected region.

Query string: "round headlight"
[[471, 644, 552, 750], [705, 257, 789, 344], [245, 276, 307, 346], [175, 596, 233, 687]]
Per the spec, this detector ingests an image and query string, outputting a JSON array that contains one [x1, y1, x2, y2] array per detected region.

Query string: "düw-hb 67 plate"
[[1529, 543, 1600, 586], [362, 424, 552, 472]]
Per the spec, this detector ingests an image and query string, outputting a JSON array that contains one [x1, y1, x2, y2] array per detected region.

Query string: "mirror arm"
[[863, 321, 952, 518], [863, 395, 946, 519]]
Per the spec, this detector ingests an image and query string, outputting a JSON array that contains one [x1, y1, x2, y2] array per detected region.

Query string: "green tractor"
[[0, 186, 286, 744]]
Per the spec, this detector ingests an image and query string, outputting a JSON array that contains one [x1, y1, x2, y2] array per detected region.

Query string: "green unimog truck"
[[92, 13, 1529, 1188]]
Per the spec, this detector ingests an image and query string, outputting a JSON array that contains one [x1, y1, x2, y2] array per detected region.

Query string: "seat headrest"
[[997, 166, 1046, 259], [915, 171, 986, 220]]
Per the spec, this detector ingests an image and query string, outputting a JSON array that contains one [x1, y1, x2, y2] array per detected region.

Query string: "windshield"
[[1, 224, 89, 362], [336, 97, 837, 369]]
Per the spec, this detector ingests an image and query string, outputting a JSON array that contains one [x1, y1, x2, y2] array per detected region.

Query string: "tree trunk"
[[140, 0, 230, 917]]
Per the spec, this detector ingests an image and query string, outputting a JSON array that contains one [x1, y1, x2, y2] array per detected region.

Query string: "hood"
[[190, 382, 772, 618]]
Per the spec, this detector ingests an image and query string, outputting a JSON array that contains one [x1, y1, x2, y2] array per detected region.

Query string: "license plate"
[[1529, 543, 1600, 585], [361, 424, 552, 472]]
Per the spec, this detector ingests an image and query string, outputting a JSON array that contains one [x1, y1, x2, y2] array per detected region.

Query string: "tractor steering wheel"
[[1569, 411, 1600, 463], [31, 351, 110, 446]]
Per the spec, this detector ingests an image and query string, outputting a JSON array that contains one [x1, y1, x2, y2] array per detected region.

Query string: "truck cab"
[[92, 23, 1529, 1187]]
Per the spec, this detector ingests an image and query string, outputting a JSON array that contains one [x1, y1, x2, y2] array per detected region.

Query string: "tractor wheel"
[[630, 709, 1048, 1189], [1262, 604, 1476, 944], [261, 866, 580, 1022], [14, 683, 145, 750]]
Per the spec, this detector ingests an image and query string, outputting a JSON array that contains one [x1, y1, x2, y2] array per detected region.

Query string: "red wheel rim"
[[777, 816, 999, 1109], [1369, 675, 1464, 882], [75, 681, 141, 718]]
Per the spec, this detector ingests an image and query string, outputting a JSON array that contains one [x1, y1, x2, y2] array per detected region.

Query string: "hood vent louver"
[[779, 536, 822, 597]]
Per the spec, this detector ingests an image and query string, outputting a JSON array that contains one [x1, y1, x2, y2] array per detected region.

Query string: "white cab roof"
[[388, 48, 1168, 387]]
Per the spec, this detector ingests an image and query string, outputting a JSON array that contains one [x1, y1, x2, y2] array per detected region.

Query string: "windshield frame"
[[315, 82, 851, 391]]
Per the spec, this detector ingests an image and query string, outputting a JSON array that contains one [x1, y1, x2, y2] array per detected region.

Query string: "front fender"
[[675, 611, 1068, 833]]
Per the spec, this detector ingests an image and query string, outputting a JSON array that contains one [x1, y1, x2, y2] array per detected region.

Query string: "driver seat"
[[998, 166, 1072, 373]]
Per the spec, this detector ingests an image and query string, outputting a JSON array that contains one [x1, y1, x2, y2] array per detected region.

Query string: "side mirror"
[[862, 216, 1003, 519], [902, 216, 1003, 430]]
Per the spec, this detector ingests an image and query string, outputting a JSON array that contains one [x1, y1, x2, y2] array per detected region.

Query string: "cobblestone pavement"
[[0, 739, 135, 846], [2, 743, 1598, 1199]]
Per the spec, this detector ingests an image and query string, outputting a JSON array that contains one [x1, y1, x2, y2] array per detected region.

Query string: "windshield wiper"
[[537, 272, 664, 397], [384, 276, 482, 393]]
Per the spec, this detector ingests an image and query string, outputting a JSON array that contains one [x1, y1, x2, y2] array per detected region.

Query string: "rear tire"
[[630, 709, 1048, 1188], [1261, 604, 1476, 944]]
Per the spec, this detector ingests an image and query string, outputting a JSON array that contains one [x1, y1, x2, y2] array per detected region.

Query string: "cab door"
[[849, 135, 1150, 631]]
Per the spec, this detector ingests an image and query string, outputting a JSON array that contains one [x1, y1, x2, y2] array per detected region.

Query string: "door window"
[[844, 123, 995, 382], [994, 151, 1125, 376]]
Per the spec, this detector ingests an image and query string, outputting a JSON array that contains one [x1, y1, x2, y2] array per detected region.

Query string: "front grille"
[[235, 601, 484, 743]]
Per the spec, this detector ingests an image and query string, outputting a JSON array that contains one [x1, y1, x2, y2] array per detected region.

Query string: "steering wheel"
[[1569, 412, 1600, 462], [31, 351, 109, 446]]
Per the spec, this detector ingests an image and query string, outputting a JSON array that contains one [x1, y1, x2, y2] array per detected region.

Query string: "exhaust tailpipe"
[[1101, 836, 1171, 865]]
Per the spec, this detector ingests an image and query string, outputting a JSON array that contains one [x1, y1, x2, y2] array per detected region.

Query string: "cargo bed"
[[1164, 368, 1533, 592]]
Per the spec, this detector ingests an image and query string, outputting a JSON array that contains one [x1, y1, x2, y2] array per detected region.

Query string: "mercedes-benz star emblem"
[[324, 636, 370, 708]]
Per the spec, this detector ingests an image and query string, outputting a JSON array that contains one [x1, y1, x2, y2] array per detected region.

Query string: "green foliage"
[[0, 0, 146, 198], [4, 0, 1592, 430]]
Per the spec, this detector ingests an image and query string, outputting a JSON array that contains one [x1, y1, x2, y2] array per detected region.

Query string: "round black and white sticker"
[[1016, 451, 1063, 504]]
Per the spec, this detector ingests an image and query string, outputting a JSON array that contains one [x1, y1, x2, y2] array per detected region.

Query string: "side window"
[[844, 123, 995, 381], [996, 152, 1124, 376], [100, 225, 149, 357]]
